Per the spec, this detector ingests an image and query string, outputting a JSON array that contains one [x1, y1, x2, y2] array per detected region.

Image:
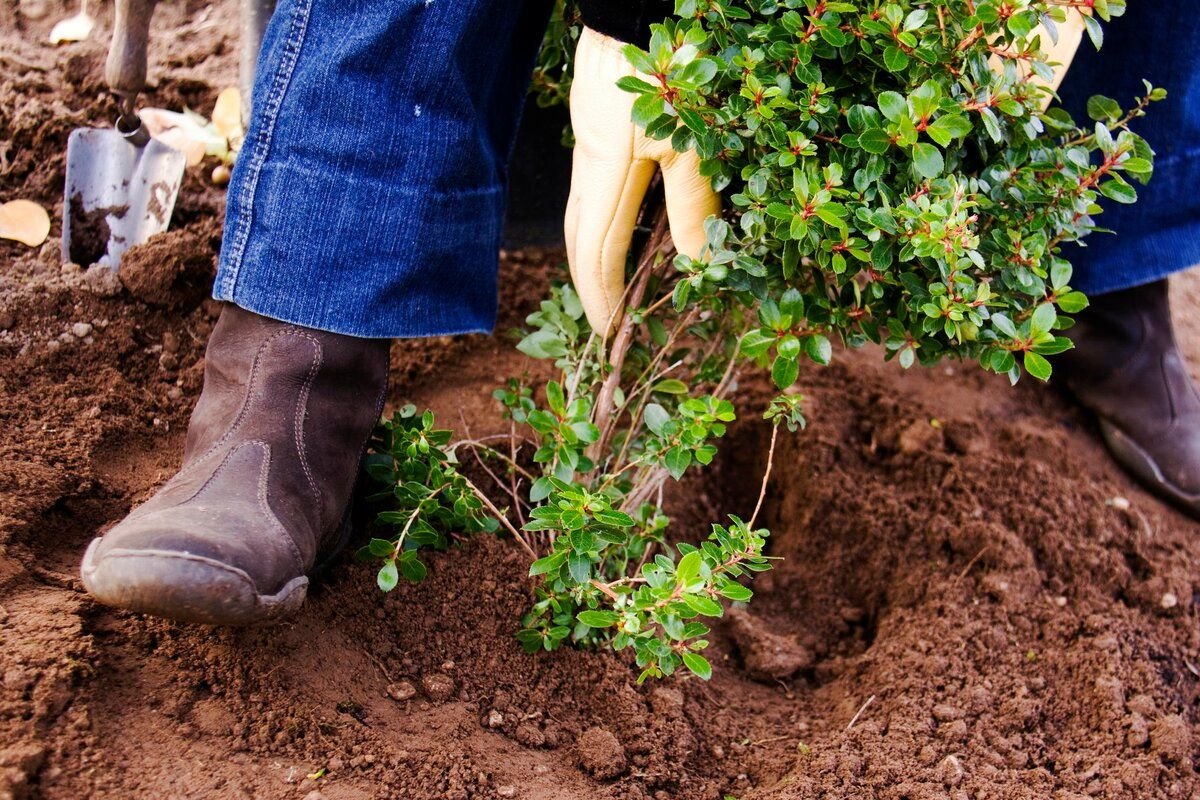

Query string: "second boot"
[[1057, 279, 1200, 518]]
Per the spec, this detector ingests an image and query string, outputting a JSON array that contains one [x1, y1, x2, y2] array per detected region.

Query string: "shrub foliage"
[[364, 0, 1158, 682]]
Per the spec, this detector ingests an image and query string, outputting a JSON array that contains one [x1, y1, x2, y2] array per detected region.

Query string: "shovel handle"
[[106, 0, 158, 97]]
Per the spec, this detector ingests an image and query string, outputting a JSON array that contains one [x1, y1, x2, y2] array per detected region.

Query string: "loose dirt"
[[2, 4, 1199, 800]]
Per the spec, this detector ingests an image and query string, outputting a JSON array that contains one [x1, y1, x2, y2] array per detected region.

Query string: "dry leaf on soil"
[[211, 87, 243, 141], [48, 11, 94, 43], [0, 200, 51, 247]]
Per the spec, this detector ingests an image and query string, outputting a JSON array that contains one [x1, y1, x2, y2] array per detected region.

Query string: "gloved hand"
[[564, 25, 720, 336], [564, 10, 1086, 337]]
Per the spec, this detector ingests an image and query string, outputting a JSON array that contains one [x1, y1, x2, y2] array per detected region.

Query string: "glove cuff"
[[576, 0, 675, 47]]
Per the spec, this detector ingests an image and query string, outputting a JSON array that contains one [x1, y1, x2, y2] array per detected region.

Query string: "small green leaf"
[[718, 582, 753, 602], [644, 403, 671, 436], [1023, 350, 1053, 381], [578, 610, 620, 628], [912, 142, 943, 179], [567, 550, 592, 584], [399, 553, 427, 583], [883, 45, 910, 72], [377, 560, 399, 592], [676, 551, 703, 587], [878, 91, 907, 122], [682, 652, 713, 680], [858, 127, 892, 154], [772, 355, 799, 389], [683, 594, 724, 617]]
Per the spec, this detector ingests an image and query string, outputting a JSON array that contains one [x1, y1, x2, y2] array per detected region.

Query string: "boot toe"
[[1099, 421, 1200, 517], [80, 537, 308, 626]]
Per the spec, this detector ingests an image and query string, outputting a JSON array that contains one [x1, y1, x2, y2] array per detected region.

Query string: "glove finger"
[[658, 147, 721, 261], [566, 26, 658, 336], [565, 147, 656, 335]]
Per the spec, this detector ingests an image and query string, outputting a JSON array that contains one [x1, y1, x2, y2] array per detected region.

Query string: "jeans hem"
[[211, 287, 497, 340]]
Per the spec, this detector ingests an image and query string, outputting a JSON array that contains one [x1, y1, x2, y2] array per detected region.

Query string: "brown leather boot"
[[80, 305, 390, 624], [1057, 279, 1200, 518]]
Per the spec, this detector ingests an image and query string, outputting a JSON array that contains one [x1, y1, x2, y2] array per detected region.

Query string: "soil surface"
[[3, 4, 1200, 800]]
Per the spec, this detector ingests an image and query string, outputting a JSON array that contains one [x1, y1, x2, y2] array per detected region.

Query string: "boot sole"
[[1098, 419, 1200, 518], [80, 537, 308, 626]]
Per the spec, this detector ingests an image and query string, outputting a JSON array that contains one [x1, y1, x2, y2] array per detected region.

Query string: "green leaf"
[[568, 550, 592, 584], [664, 446, 693, 480], [878, 91, 907, 122], [683, 594, 724, 616], [399, 553, 427, 583], [772, 355, 799, 389], [677, 57, 718, 86], [367, 538, 394, 558], [718, 582, 753, 602], [654, 378, 690, 395], [682, 652, 713, 680], [577, 610, 620, 628], [1030, 303, 1057, 335], [926, 114, 971, 147], [858, 127, 892, 154], [1057, 291, 1090, 314], [1086, 95, 1122, 122], [883, 45, 910, 72], [806, 334, 832, 365], [644, 403, 671, 436], [529, 551, 565, 576], [631, 92, 667, 127], [1099, 178, 1137, 204], [1023, 351, 1053, 381], [377, 560, 399, 592], [912, 143, 943, 179], [676, 551, 703, 587], [615, 75, 655, 94]]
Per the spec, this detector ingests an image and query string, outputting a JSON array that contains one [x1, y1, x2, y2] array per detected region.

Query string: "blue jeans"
[[1058, 0, 1200, 295], [217, 3, 1195, 339], [214, 0, 550, 338]]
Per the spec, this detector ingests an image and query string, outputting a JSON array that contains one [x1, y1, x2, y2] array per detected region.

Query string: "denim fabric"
[[214, 0, 551, 338], [1057, 0, 1200, 295]]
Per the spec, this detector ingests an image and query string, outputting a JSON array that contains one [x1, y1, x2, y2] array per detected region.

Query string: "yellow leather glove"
[[564, 15, 1086, 337], [564, 26, 720, 336]]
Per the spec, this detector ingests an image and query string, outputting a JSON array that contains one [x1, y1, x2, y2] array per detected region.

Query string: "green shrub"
[[364, 0, 1158, 682]]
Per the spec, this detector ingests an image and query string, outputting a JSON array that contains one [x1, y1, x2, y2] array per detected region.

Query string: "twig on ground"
[[953, 546, 990, 588], [846, 694, 876, 731]]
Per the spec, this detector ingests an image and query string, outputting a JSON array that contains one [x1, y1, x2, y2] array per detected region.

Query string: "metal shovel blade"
[[62, 127, 186, 270]]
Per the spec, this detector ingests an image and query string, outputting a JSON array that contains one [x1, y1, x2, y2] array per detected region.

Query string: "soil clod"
[[577, 727, 627, 780]]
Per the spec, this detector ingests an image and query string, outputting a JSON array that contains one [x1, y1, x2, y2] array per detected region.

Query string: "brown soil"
[[64, 198, 122, 268], [3, 5, 1200, 800]]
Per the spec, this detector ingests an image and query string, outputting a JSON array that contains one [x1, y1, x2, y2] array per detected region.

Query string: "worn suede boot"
[[1057, 279, 1200, 518], [81, 305, 390, 624]]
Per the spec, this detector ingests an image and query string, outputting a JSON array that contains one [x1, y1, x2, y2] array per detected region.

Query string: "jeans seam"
[[218, 0, 314, 298]]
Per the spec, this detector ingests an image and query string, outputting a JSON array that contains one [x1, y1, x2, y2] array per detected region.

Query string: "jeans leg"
[[1057, 1, 1200, 296], [214, 0, 551, 338]]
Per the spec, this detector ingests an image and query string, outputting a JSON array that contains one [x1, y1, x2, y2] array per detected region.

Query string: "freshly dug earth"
[[2, 4, 1199, 800]]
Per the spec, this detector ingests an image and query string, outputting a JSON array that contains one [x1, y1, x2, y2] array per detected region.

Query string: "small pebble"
[[0, 311, 13, 331], [387, 681, 416, 702], [496, 786, 517, 798], [420, 672, 455, 703], [1160, 593, 1178, 610], [486, 709, 504, 728], [71, 322, 93, 338]]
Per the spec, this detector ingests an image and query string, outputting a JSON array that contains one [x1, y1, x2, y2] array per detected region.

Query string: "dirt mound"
[[2, 4, 1199, 800]]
